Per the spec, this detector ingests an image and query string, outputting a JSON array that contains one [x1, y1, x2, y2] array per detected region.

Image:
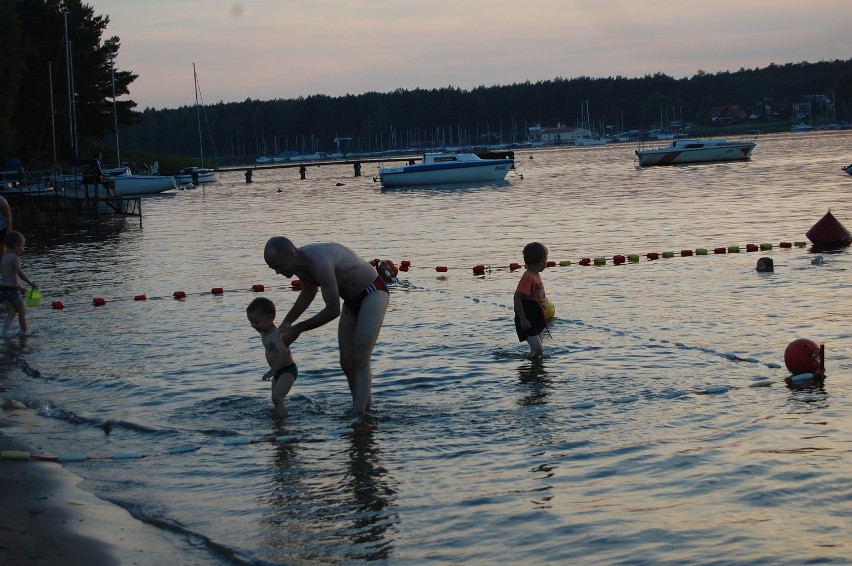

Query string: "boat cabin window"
[[433, 156, 460, 162]]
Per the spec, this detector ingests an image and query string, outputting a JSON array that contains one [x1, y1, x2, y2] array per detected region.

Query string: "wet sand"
[[0, 428, 207, 565]]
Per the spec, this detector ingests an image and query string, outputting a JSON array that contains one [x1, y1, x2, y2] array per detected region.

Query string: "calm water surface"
[[3, 130, 852, 564]]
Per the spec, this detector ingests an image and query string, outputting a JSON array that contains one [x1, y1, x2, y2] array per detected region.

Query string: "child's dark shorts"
[[515, 300, 546, 341]]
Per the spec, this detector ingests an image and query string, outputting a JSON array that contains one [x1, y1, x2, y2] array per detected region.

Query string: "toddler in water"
[[513, 242, 549, 357], [1, 231, 37, 336], [247, 297, 298, 418]]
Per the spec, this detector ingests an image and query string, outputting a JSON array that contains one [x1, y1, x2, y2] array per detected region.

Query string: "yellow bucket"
[[25, 288, 42, 307]]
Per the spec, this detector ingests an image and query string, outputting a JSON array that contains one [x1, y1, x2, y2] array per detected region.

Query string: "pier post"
[[354, 162, 361, 177], [245, 169, 253, 183], [299, 164, 306, 180]]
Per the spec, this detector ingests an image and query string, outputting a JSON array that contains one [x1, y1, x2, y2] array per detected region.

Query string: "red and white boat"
[[635, 135, 757, 167]]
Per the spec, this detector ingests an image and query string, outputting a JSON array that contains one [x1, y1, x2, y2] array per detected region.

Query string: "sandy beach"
[[1, 417, 208, 565]]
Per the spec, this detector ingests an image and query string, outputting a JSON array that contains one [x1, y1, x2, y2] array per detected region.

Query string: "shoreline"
[[0, 423, 215, 565]]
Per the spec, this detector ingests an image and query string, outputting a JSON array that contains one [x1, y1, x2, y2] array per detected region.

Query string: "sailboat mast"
[[194, 63, 204, 167], [110, 51, 120, 166]]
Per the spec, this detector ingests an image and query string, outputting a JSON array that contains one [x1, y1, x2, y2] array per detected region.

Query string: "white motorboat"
[[103, 167, 178, 195], [173, 166, 220, 185], [635, 135, 757, 167], [377, 153, 514, 187]]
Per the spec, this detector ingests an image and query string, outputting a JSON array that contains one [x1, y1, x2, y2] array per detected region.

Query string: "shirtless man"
[[263, 237, 389, 418]]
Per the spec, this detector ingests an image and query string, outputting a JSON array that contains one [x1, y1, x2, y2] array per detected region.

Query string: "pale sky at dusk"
[[94, 0, 852, 110]]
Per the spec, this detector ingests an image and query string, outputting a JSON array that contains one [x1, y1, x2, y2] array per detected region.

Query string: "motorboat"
[[103, 167, 178, 195], [173, 166, 220, 185], [377, 152, 514, 187], [635, 135, 757, 167]]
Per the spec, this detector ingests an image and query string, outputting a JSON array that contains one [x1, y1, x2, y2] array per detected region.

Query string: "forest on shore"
[[2, 2, 851, 170]]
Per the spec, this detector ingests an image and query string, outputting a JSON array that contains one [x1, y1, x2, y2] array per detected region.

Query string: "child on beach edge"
[[1, 231, 37, 337], [513, 242, 549, 357], [247, 297, 298, 418]]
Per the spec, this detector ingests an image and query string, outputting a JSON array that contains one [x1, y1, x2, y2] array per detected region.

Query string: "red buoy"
[[713, 247, 726, 254], [779, 241, 792, 248], [435, 266, 448, 272], [806, 210, 852, 250], [509, 262, 521, 272], [51, 301, 65, 310], [612, 255, 626, 264], [472, 264, 486, 275], [746, 243, 759, 252], [546, 260, 556, 268], [579, 258, 591, 266], [93, 297, 106, 306], [646, 252, 659, 260], [784, 338, 822, 375], [211, 287, 224, 295], [173, 291, 186, 299], [399, 260, 411, 272], [251, 284, 265, 292], [134, 294, 147, 301], [680, 249, 693, 257], [291, 280, 302, 290]]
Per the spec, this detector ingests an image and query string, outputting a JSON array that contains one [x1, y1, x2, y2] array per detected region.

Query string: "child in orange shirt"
[[513, 242, 548, 357]]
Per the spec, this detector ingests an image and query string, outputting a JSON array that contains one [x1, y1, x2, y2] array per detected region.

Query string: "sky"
[[93, 0, 852, 110]]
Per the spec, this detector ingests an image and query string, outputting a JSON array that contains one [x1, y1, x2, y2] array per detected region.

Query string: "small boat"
[[377, 153, 514, 187], [790, 122, 815, 132], [173, 166, 220, 185], [635, 135, 757, 167], [103, 167, 178, 195], [843, 163, 852, 176]]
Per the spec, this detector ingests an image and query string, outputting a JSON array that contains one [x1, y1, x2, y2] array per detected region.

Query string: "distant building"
[[528, 123, 585, 143], [792, 94, 833, 122], [707, 105, 748, 126]]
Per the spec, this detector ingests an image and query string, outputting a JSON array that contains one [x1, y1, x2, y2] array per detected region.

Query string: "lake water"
[[3, 130, 852, 564]]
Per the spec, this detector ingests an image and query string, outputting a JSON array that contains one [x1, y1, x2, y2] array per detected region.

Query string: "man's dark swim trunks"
[[343, 276, 388, 316]]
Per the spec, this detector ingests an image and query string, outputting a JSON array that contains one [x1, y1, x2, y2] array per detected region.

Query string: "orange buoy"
[[680, 249, 693, 257], [211, 287, 224, 295], [93, 297, 106, 306], [51, 301, 65, 309], [173, 291, 186, 299], [133, 294, 147, 301], [806, 210, 852, 250], [435, 266, 448, 272], [784, 338, 822, 375], [251, 284, 265, 292]]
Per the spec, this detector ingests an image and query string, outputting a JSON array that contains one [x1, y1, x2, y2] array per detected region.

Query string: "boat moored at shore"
[[635, 134, 757, 167], [377, 152, 514, 187]]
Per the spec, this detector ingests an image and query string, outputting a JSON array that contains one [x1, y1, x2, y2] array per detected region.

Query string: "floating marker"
[[766, 362, 781, 369], [435, 266, 448, 272], [594, 257, 606, 266], [113, 452, 145, 460], [680, 249, 693, 257], [790, 372, 814, 383], [614, 395, 639, 404], [251, 284, 265, 292], [760, 243, 773, 250], [57, 454, 88, 462], [93, 297, 106, 306], [510, 262, 521, 271], [571, 401, 596, 409], [579, 258, 591, 266], [1, 450, 30, 460], [695, 248, 708, 255], [51, 300, 65, 309], [627, 254, 640, 262], [662, 251, 674, 258], [705, 385, 729, 394], [173, 291, 186, 299], [749, 380, 773, 388], [746, 243, 759, 252], [558, 260, 571, 267], [134, 294, 147, 301], [211, 287, 224, 295]]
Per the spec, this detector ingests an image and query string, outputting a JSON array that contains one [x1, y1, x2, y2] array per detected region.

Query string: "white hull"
[[636, 138, 756, 166], [112, 175, 177, 195], [378, 153, 513, 187]]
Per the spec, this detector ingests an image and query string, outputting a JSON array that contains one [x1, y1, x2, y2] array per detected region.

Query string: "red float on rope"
[[291, 279, 303, 290], [51, 301, 65, 310], [472, 264, 486, 275], [134, 294, 147, 301], [435, 266, 448, 272], [211, 287, 224, 295], [713, 247, 727, 254], [779, 241, 792, 248], [93, 297, 106, 306], [746, 243, 759, 252], [251, 284, 265, 292], [546, 261, 556, 268], [680, 249, 693, 257], [173, 291, 186, 299], [612, 255, 626, 264], [646, 252, 659, 260], [579, 258, 591, 266], [399, 260, 411, 272]]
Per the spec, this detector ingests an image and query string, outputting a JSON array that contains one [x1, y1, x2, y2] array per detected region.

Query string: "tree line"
[[2, 1, 851, 170]]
